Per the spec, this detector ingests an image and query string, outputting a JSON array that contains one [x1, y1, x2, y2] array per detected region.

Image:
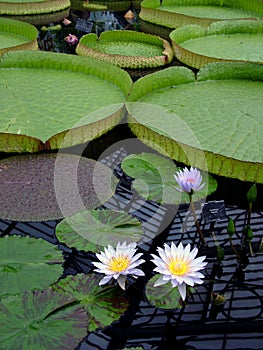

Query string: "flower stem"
[[229, 237, 243, 263], [189, 195, 206, 245]]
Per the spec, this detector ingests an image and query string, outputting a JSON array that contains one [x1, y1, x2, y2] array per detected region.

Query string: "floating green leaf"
[[0, 153, 115, 221], [170, 19, 263, 69], [87, 0, 131, 12], [139, 0, 263, 29], [121, 152, 217, 204], [146, 274, 182, 309], [0, 17, 38, 57], [0, 50, 131, 152], [53, 274, 129, 331], [0, 236, 63, 298], [76, 30, 174, 68], [0, 289, 87, 350], [56, 209, 144, 252], [0, 0, 70, 16], [127, 63, 263, 183]]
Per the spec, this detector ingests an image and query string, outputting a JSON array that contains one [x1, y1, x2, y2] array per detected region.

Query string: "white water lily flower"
[[93, 241, 145, 290], [174, 166, 205, 194], [151, 242, 207, 301]]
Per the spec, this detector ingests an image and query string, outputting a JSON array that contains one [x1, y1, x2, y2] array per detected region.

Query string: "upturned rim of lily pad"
[[139, 0, 263, 29], [76, 30, 174, 69], [126, 62, 263, 183], [170, 19, 263, 69], [0, 0, 70, 15], [0, 50, 131, 153], [0, 17, 38, 57]]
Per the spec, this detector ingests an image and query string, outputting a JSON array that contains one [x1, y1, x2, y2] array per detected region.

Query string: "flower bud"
[[217, 247, 225, 262], [227, 218, 235, 238], [245, 226, 253, 241], [211, 292, 227, 305], [247, 184, 257, 204]]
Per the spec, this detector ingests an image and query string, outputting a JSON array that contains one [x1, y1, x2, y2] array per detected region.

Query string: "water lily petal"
[[117, 275, 127, 290], [153, 275, 169, 287], [151, 242, 206, 300], [178, 283, 187, 301], [99, 275, 113, 286]]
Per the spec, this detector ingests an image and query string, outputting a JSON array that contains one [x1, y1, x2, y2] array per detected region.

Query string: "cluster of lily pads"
[[0, 163, 211, 349], [1, 0, 263, 349], [0, 149, 258, 348]]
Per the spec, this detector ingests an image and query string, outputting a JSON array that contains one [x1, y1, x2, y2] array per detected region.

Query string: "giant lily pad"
[[121, 152, 217, 205], [0, 50, 132, 153], [87, 0, 132, 12], [53, 274, 129, 331], [76, 30, 174, 68], [0, 153, 115, 221], [55, 209, 144, 252], [126, 62, 263, 183], [139, 0, 263, 29], [0, 0, 70, 25], [0, 289, 87, 350], [0, 235, 63, 298], [170, 19, 263, 69], [0, 17, 38, 57]]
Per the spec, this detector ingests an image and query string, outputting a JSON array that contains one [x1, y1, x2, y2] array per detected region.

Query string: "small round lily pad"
[[0, 153, 115, 221], [55, 209, 144, 252], [53, 273, 129, 332], [76, 30, 174, 68], [0, 235, 64, 298], [0, 289, 87, 350]]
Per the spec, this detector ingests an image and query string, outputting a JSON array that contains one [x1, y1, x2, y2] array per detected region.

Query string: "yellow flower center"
[[109, 255, 130, 272], [168, 259, 189, 276]]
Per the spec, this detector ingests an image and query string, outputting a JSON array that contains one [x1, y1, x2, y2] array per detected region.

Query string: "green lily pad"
[[53, 274, 129, 331], [0, 0, 70, 25], [0, 289, 87, 350], [121, 152, 217, 204], [139, 0, 263, 29], [0, 17, 38, 57], [0, 153, 115, 221], [70, 0, 107, 11], [0, 236, 63, 298], [87, 0, 132, 12], [145, 274, 182, 309], [126, 62, 263, 183], [55, 209, 144, 252], [76, 30, 174, 68], [170, 19, 263, 69], [0, 0, 70, 15], [0, 50, 131, 153]]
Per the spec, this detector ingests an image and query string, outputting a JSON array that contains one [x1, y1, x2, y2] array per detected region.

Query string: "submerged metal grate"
[[1, 146, 263, 350]]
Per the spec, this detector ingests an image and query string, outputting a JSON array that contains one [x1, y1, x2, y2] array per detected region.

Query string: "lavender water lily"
[[174, 166, 206, 244]]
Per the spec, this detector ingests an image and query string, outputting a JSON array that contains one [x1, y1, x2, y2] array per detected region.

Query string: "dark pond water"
[[2, 5, 263, 350]]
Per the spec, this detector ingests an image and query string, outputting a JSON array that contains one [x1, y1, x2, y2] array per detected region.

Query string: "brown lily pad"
[[0, 153, 115, 221]]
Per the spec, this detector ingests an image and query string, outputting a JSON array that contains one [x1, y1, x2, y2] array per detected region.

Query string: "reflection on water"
[[38, 7, 139, 53]]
